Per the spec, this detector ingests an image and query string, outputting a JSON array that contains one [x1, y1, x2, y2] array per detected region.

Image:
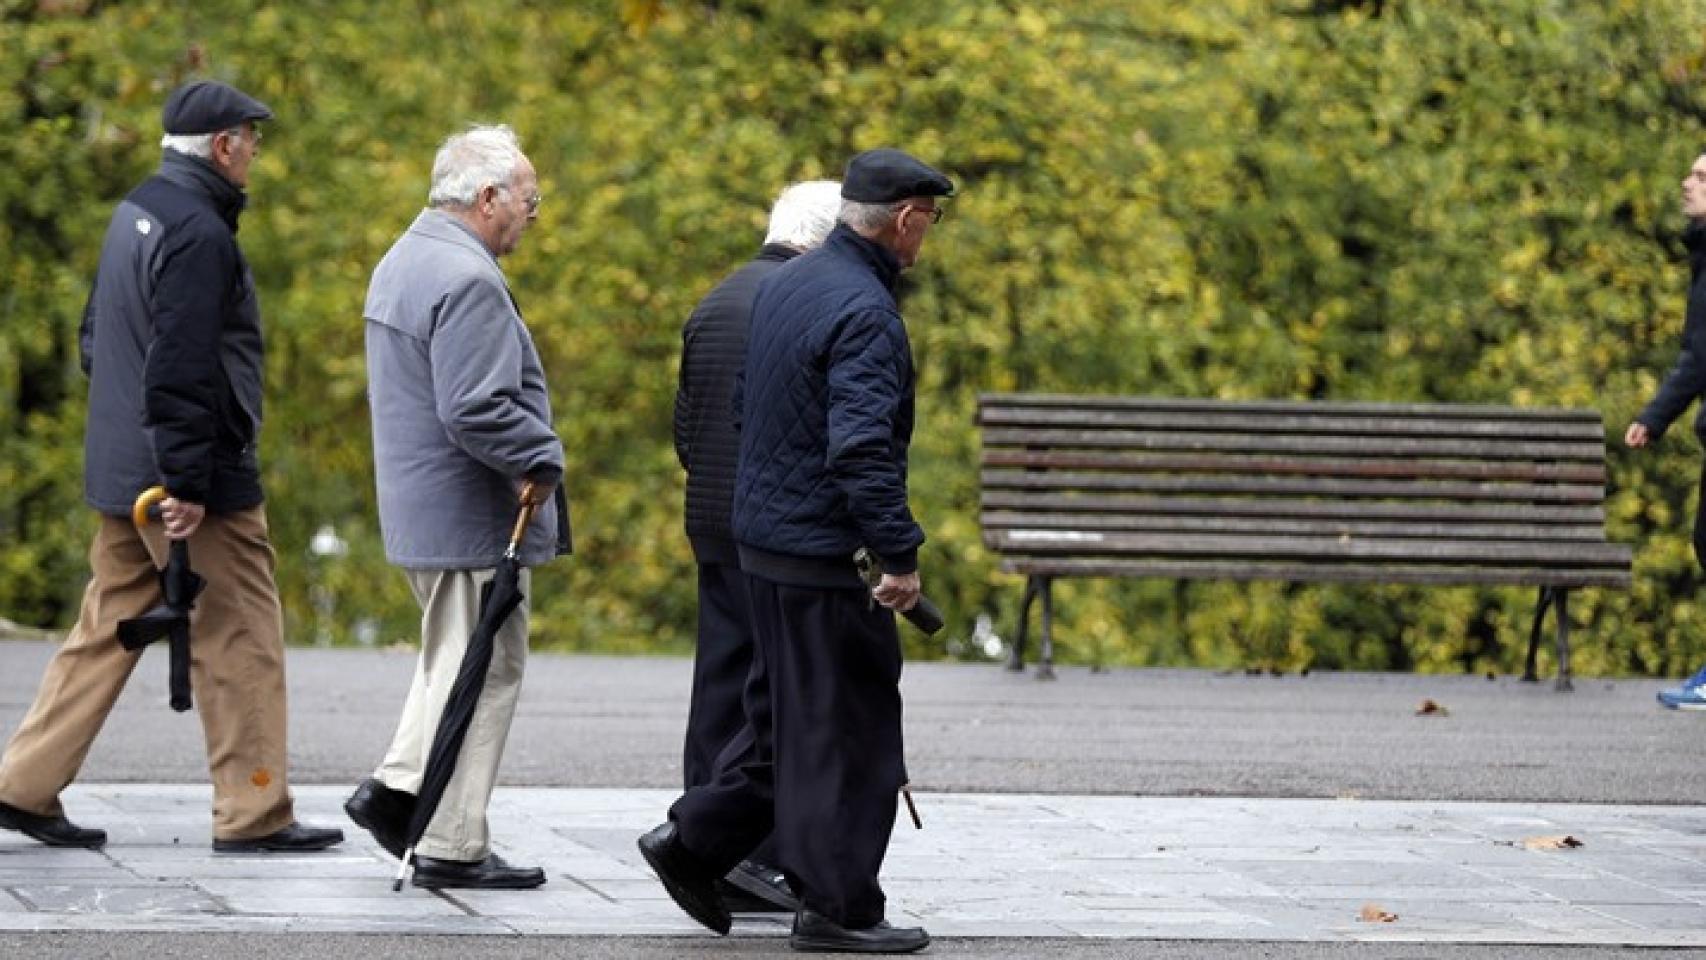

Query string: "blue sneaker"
[[1657, 664, 1706, 710]]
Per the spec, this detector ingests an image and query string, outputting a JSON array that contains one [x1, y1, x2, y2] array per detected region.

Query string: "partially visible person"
[[344, 125, 569, 889], [1629, 150, 1706, 711], [0, 80, 343, 853], [639, 148, 952, 954], [673, 180, 842, 913]]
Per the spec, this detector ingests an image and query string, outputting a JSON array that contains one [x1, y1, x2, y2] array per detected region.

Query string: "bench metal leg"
[[1522, 586, 1552, 683], [1036, 577, 1056, 681], [1554, 588, 1572, 692], [1521, 586, 1573, 692], [1008, 576, 1043, 672]]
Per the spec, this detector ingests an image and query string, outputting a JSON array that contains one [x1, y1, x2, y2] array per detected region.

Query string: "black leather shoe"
[[721, 859, 799, 912], [0, 799, 105, 849], [637, 821, 730, 935], [412, 852, 545, 890], [344, 777, 416, 859], [213, 821, 344, 852], [790, 908, 930, 954]]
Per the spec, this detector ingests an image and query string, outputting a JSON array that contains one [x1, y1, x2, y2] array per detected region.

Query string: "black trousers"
[[683, 562, 775, 864], [1694, 458, 1706, 572], [671, 574, 907, 928]]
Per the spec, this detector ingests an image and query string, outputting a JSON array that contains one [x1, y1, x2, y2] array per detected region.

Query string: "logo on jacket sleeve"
[[135, 218, 153, 236]]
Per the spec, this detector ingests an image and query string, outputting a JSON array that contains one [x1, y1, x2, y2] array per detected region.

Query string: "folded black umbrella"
[[394, 486, 539, 891], [117, 486, 203, 712]]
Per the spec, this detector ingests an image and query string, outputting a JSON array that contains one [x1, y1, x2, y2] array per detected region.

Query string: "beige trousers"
[[0, 509, 296, 841], [376, 567, 529, 861]]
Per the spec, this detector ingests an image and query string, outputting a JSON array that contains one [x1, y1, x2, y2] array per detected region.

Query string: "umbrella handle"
[[507, 482, 540, 553], [131, 486, 169, 529]]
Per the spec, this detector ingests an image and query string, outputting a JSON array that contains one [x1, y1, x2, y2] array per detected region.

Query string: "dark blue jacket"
[[1638, 222, 1706, 442], [674, 243, 798, 566], [79, 151, 265, 515], [732, 224, 924, 587]]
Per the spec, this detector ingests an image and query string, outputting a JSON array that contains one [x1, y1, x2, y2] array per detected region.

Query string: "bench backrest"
[[977, 393, 1633, 589]]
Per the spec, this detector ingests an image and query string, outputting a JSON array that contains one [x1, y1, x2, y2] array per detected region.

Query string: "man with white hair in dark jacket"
[[672, 179, 841, 914], [640, 148, 952, 954], [0, 79, 342, 854]]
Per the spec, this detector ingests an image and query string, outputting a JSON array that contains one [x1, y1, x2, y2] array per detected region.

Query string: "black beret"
[[841, 148, 954, 204], [161, 80, 273, 135]]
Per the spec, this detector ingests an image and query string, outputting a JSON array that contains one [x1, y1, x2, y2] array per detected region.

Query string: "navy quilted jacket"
[[731, 224, 924, 583]]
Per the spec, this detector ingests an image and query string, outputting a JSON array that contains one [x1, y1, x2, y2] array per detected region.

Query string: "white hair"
[[428, 124, 525, 209], [839, 198, 904, 232], [159, 127, 242, 159], [764, 180, 842, 249]]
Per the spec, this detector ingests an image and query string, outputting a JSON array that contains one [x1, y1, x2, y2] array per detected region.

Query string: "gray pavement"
[[2, 784, 1705, 948], [1, 640, 1705, 956], [3, 642, 1700, 804]]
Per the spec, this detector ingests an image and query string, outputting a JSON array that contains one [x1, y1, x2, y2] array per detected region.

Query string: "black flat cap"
[[161, 79, 273, 135], [841, 148, 954, 204]]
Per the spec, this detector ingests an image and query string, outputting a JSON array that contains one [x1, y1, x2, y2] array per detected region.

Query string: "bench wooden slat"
[[987, 530, 1632, 567], [998, 556, 1633, 589], [977, 394, 1631, 682], [979, 392, 1602, 422], [982, 450, 1605, 484], [979, 491, 1605, 525], [982, 469, 1606, 504], [980, 511, 1609, 542], [982, 427, 1604, 462], [979, 406, 1605, 441]]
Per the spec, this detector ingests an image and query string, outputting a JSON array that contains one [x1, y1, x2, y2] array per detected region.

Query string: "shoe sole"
[[343, 799, 407, 859], [412, 875, 546, 890], [212, 836, 344, 853], [723, 867, 800, 912], [1659, 700, 1706, 711], [637, 835, 731, 935], [789, 934, 931, 954], [0, 824, 105, 849]]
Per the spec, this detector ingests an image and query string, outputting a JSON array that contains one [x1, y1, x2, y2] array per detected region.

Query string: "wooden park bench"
[[977, 393, 1633, 688]]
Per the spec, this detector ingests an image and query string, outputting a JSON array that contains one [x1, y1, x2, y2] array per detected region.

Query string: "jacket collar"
[[410, 208, 501, 269], [823, 223, 902, 292], [756, 242, 800, 263], [1686, 220, 1706, 273], [157, 150, 247, 230]]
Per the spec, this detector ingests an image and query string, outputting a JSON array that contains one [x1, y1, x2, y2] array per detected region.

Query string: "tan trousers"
[[0, 509, 296, 841], [376, 567, 529, 861]]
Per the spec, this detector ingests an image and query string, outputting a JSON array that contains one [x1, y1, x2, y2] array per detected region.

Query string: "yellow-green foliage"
[[4, 0, 1706, 675]]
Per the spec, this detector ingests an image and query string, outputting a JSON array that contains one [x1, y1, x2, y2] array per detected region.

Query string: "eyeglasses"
[[498, 184, 542, 215], [905, 204, 944, 225]]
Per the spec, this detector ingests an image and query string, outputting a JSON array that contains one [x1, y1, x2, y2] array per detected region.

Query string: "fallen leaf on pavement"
[[1415, 699, 1449, 717], [1359, 903, 1398, 923], [1520, 834, 1583, 850]]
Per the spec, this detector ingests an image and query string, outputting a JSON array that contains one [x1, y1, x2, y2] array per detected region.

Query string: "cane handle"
[[131, 486, 169, 529]]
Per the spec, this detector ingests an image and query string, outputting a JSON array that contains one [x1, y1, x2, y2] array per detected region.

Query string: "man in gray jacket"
[[344, 125, 568, 890]]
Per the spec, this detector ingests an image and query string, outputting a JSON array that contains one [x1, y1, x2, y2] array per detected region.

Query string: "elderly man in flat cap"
[[672, 179, 842, 917], [640, 148, 951, 954], [0, 79, 343, 853]]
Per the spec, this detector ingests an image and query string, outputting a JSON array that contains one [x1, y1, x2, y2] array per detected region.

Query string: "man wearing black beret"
[[0, 79, 344, 854], [640, 148, 950, 954]]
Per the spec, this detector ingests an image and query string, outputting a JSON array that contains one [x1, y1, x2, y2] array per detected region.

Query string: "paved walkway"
[[3, 784, 1704, 946]]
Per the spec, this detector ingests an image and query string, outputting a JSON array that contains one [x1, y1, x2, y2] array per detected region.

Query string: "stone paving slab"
[[0, 784, 1700, 946]]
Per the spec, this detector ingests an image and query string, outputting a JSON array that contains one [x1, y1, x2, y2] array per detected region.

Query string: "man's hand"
[[517, 476, 557, 506], [872, 571, 921, 613], [1625, 422, 1651, 449], [161, 497, 206, 540]]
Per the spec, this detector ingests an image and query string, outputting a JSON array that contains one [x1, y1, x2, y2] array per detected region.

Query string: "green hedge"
[[5, 0, 1706, 675]]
